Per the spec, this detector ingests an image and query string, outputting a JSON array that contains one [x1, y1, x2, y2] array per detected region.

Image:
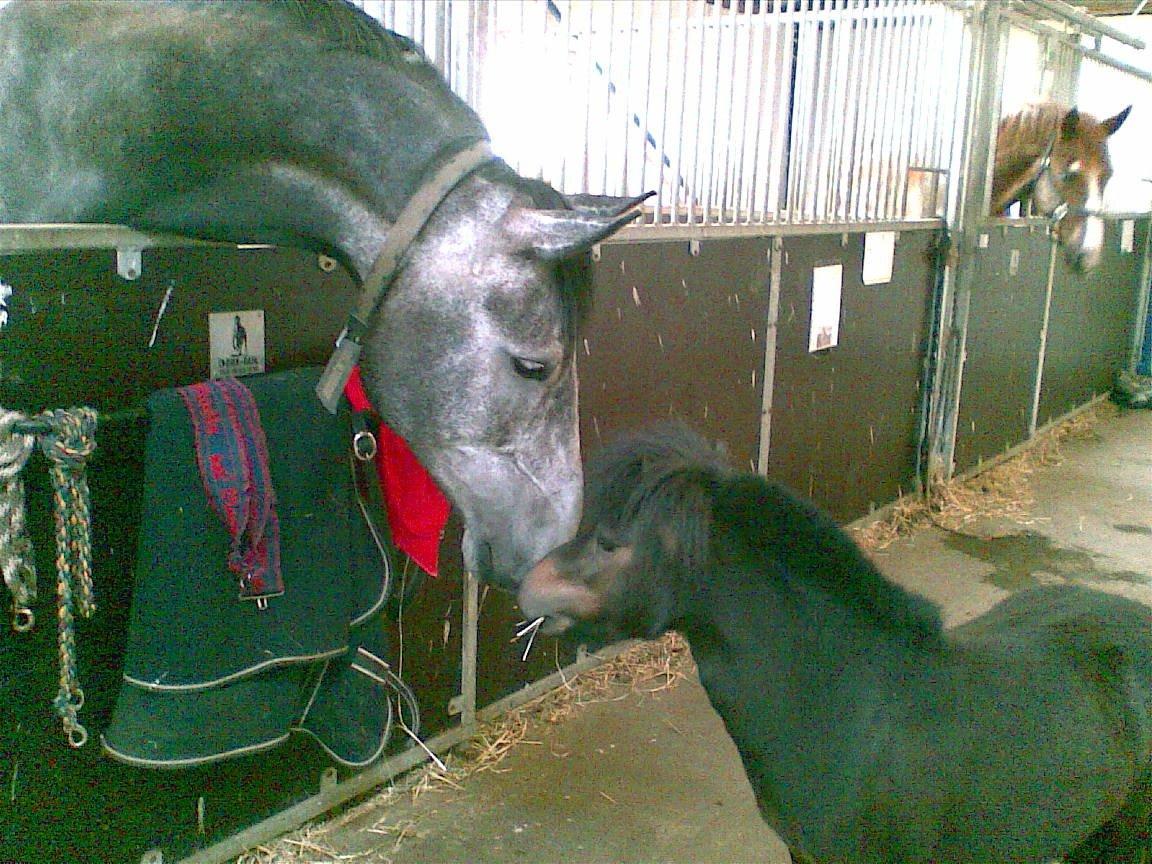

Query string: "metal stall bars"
[[363, 0, 967, 231]]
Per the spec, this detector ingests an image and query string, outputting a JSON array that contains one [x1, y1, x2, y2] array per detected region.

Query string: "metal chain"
[[38, 407, 98, 748]]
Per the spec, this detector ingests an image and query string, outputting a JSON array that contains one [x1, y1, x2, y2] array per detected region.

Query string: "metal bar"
[[771, 3, 794, 221], [718, 0, 742, 223], [701, 0, 725, 224], [0, 224, 224, 254], [580, 0, 594, 193], [884, 0, 917, 220], [637, 0, 655, 217], [558, 0, 574, 193], [689, 0, 709, 224], [759, 5, 785, 221], [729, 1, 755, 224], [811, 1, 839, 222], [459, 571, 479, 728], [832, 1, 856, 220], [1029, 235, 1060, 436], [941, 5, 972, 224], [1003, 11, 1152, 83], [901, 0, 929, 213], [846, 0, 873, 221], [927, 0, 1011, 485], [675, 1, 694, 224], [743, 7, 771, 224], [608, 218, 944, 245], [1021, 0, 1145, 50], [786, 11, 811, 223], [1129, 216, 1152, 371], [619, 0, 636, 197], [858, 1, 886, 220], [836, 0, 862, 222], [757, 236, 783, 476], [658, 1, 675, 222], [876, 0, 900, 220], [601, 0, 616, 196]]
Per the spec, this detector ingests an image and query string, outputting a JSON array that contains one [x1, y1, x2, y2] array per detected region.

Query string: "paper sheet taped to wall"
[[809, 264, 843, 353]]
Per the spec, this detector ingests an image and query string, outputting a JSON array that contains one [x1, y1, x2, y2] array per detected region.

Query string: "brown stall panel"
[[580, 238, 773, 470], [767, 230, 939, 522], [952, 225, 1052, 475], [1037, 217, 1149, 426], [0, 245, 355, 410]]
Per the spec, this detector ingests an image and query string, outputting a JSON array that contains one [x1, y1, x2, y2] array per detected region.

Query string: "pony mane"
[[585, 423, 731, 579]]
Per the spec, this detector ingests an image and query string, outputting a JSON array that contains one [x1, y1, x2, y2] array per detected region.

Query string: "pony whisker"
[[513, 616, 545, 661], [514, 616, 545, 639]]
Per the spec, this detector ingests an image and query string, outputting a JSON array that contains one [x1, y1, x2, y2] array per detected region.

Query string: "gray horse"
[[0, 0, 646, 589]]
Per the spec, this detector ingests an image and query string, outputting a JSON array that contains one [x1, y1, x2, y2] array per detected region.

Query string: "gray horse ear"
[[1102, 105, 1131, 136], [563, 191, 656, 218], [503, 207, 644, 260]]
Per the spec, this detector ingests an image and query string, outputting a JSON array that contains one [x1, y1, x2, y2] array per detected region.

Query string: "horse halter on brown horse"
[[992, 103, 1131, 273]]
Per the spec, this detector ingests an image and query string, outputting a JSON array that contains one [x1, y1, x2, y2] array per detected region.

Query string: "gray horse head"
[[362, 166, 645, 590], [0, 0, 647, 590]]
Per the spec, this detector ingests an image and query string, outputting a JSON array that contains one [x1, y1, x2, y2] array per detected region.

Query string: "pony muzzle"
[[518, 558, 600, 632]]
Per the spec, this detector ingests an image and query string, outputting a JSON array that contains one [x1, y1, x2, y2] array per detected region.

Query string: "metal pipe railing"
[[1020, 0, 1146, 50]]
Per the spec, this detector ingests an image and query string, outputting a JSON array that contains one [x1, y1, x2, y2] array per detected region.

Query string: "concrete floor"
[[284, 405, 1152, 864]]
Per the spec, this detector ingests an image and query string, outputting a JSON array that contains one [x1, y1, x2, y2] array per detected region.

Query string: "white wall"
[[1080, 17, 1152, 212]]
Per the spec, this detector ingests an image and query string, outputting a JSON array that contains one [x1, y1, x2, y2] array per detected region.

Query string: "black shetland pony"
[[520, 423, 1152, 864]]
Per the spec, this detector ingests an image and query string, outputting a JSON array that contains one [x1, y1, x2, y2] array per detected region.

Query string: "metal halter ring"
[[12, 606, 35, 632], [353, 429, 378, 462]]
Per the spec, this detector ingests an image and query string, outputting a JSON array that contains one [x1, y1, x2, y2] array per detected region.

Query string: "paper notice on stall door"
[[809, 264, 843, 353], [863, 231, 897, 285]]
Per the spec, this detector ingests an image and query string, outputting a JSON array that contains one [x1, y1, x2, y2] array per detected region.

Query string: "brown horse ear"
[[1103, 105, 1132, 136], [502, 207, 643, 260], [1060, 107, 1081, 139]]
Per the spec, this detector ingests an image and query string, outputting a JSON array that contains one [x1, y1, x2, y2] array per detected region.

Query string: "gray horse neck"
[[0, 0, 490, 278]]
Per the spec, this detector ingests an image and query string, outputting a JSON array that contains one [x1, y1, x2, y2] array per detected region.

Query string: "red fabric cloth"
[[344, 367, 450, 577]]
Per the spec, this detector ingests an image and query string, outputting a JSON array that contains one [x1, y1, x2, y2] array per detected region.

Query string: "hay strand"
[[853, 402, 1111, 551]]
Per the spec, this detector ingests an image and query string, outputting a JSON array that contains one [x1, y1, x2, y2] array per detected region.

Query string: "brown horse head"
[[991, 103, 1130, 273]]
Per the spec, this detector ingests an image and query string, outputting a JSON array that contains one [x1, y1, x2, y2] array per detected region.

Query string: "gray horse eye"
[[511, 356, 551, 381]]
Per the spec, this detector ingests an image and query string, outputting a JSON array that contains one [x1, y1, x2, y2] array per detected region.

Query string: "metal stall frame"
[[926, 0, 1152, 487]]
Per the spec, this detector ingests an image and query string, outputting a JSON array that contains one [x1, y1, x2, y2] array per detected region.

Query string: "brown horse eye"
[[511, 356, 550, 381]]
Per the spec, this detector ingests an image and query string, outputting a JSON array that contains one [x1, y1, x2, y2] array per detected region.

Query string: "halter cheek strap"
[[316, 138, 496, 413], [1032, 130, 1101, 226]]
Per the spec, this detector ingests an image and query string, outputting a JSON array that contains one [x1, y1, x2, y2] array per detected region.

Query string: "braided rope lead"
[[0, 409, 37, 632], [39, 407, 98, 748]]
